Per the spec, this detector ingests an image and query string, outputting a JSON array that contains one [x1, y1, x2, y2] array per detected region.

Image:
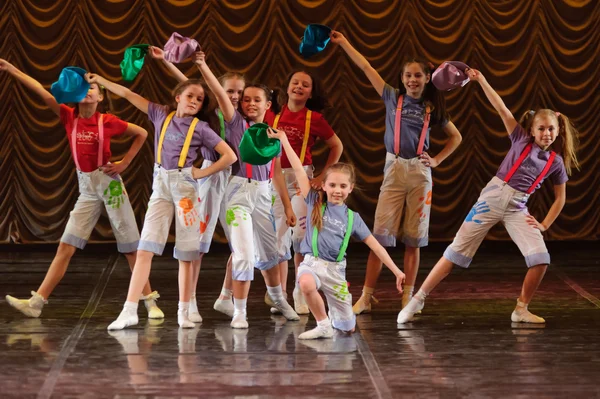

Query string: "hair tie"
[[427, 62, 435, 70], [528, 110, 535, 115], [555, 111, 561, 117]]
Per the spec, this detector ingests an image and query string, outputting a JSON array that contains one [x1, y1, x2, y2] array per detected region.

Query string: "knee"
[[298, 274, 317, 294]]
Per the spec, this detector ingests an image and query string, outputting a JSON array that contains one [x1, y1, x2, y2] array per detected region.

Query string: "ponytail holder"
[[427, 62, 435, 70], [555, 112, 561, 117]]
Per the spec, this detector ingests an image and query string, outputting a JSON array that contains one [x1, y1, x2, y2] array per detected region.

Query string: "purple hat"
[[432, 61, 470, 91], [163, 32, 200, 63]]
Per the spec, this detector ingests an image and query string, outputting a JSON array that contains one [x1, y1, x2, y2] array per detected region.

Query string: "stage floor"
[[1, 244, 599, 398]]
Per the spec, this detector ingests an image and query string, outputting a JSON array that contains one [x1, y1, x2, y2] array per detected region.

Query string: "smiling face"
[[401, 62, 430, 99], [322, 171, 354, 205], [176, 84, 205, 116], [241, 86, 271, 121], [222, 77, 245, 109], [531, 114, 559, 150], [286, 72, 313, 104]]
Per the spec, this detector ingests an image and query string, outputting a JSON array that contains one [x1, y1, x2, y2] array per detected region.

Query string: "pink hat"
[[163, 32, 200, 63], [432, 61, 470, 91]]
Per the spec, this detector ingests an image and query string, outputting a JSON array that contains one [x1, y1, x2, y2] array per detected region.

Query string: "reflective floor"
[[1, 244, 599, 398]]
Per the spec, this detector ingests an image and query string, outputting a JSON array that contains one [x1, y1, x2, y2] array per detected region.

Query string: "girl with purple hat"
[[86, 72, 237, 331], [0, 59, 161, 320], [398, 68, 580, 324], [330, 32, 463, 315]]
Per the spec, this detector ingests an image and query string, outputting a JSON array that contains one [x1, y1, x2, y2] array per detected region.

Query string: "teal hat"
[[50, 67, 90, 104], [299, 24, 332, 58], [120, 44, 150, 81], [239, 123, 281, 165]]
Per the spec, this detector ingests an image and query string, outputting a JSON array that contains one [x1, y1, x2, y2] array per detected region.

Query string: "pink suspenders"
[[503, 142, 557, 194], [393, 95, 431, 157], [70, 114, 104, 171]]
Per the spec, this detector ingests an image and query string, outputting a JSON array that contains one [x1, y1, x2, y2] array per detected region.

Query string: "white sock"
[[317, 318, 331, 328], [221, 288, 232, 299], [415, 289, 428, 301], [124, 301, 138, 312], [266, 285, 284, 303], [233, 298, 247, 316], [178, 301, 190, 312]]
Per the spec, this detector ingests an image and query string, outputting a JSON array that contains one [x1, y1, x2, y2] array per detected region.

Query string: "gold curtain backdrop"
[[0, 0, 598, 244]]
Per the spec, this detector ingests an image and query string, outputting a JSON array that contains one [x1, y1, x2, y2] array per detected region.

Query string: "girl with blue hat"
[[0, 59, 161, 320]]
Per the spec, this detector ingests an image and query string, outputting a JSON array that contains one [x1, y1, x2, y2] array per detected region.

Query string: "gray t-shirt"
[[227, 110, 281, 182], [382, 84, 448, 159], [299, 190, 371, 262], [495, 124, 568, 193], [147, 103, 222, 170]]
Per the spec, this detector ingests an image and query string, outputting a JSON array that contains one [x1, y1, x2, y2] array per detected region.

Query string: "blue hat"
[[299, 24, 332, 58], [50, 67, 90, 104]]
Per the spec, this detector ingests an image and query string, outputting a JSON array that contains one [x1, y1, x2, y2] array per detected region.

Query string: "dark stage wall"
[[0, 0, 598, 244]]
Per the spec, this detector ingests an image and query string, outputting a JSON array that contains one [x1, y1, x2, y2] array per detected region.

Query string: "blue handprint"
[[465, 201, 490, 224]]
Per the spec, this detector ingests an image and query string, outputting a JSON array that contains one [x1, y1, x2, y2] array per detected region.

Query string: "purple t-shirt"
[[299, 190, 371, 262], [201, 109, 229, 162], [382, 84, 448, 159], [496, 124, 568, 193], [147, 103, 222, 170], [227, 110, 281, 182]]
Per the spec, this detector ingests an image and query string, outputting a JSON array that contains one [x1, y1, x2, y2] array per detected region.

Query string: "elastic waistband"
[[154, 163, 193, 175], [490, 176, 530, 199], [385, 152, 420, 163], [230, 175, 270, 186], [304, 254, 346, 268]]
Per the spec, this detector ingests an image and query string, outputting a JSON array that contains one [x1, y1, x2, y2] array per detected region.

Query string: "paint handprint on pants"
[[465, 201, 490, 224], [417, 190, 432, 219], [103, 180, 125, 209], [178, 198, 199, 227], [333, 282, 350, 301], [226, 206, 248, 227]]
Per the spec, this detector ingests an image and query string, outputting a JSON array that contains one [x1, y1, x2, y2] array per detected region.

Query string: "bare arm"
[[192, 141, 237, 179], [330, 31, 386, 97], [86, 73, 150, 114], [310, 133, 344, 189], [363, 235, 405, 292], [272, 156, 297, 227], [0, 59, 60, 115], [194, 52, 235, 122], [526, 183, 566, 232], [101, 123, 148, 177], [268, 128, 311, 197], [467, 69, 517, 135], [148, 46, 188, 83], [421, 121, 462, 168]]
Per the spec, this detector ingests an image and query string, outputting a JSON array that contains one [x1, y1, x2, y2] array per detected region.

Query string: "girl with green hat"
[[0, 59, 162, 321]]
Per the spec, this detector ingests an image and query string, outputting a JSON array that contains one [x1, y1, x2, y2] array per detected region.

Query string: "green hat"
[[238, 123, 281, 165], [120, 44, 150, 81]]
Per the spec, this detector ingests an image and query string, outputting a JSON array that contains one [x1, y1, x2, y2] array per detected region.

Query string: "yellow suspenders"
[[157, 111, 199, 169], [273, 109, 312, 163]]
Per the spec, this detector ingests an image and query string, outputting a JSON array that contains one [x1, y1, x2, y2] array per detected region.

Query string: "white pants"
[[272, 166, 313, 262], [226, 176, 279, 281], [373, 153, 432, 248], [138, 164, 201, 261], [61, 169, 139, 253], [197, 160, 231, 253], [444, 176, 550, 268], [298, 254, 355, 332]]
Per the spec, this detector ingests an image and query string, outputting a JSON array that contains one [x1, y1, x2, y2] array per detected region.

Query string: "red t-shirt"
[[264, 105, 335, 168], [60, 105, 128, 172]]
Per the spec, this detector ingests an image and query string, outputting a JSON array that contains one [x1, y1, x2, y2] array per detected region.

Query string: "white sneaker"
[[231, 312, 249, 329], [188, 296, 202, 323], [141, 291, 164, 319], [511, 301, 545, 324], [272, 298, 300, 321], [108, 307, 139, 330], [298, 323, 334, 340], [397, 295, 425, 324], [177, 309, 195, 329], [293, 286, 310, 315], [214, 296, 234, 318], [5, 291, 45, 318]]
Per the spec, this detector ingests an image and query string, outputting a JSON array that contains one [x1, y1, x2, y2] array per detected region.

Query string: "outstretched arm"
[[86, 73, 150, 114], [467, 68, 517, 135], [0, 58, 60, 115], [194, 52, 235, 122], [267, 128, 311, 197], [330, 31, 386, 97], [363, 235, 405, 293], [148, 46, 189, 83]]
